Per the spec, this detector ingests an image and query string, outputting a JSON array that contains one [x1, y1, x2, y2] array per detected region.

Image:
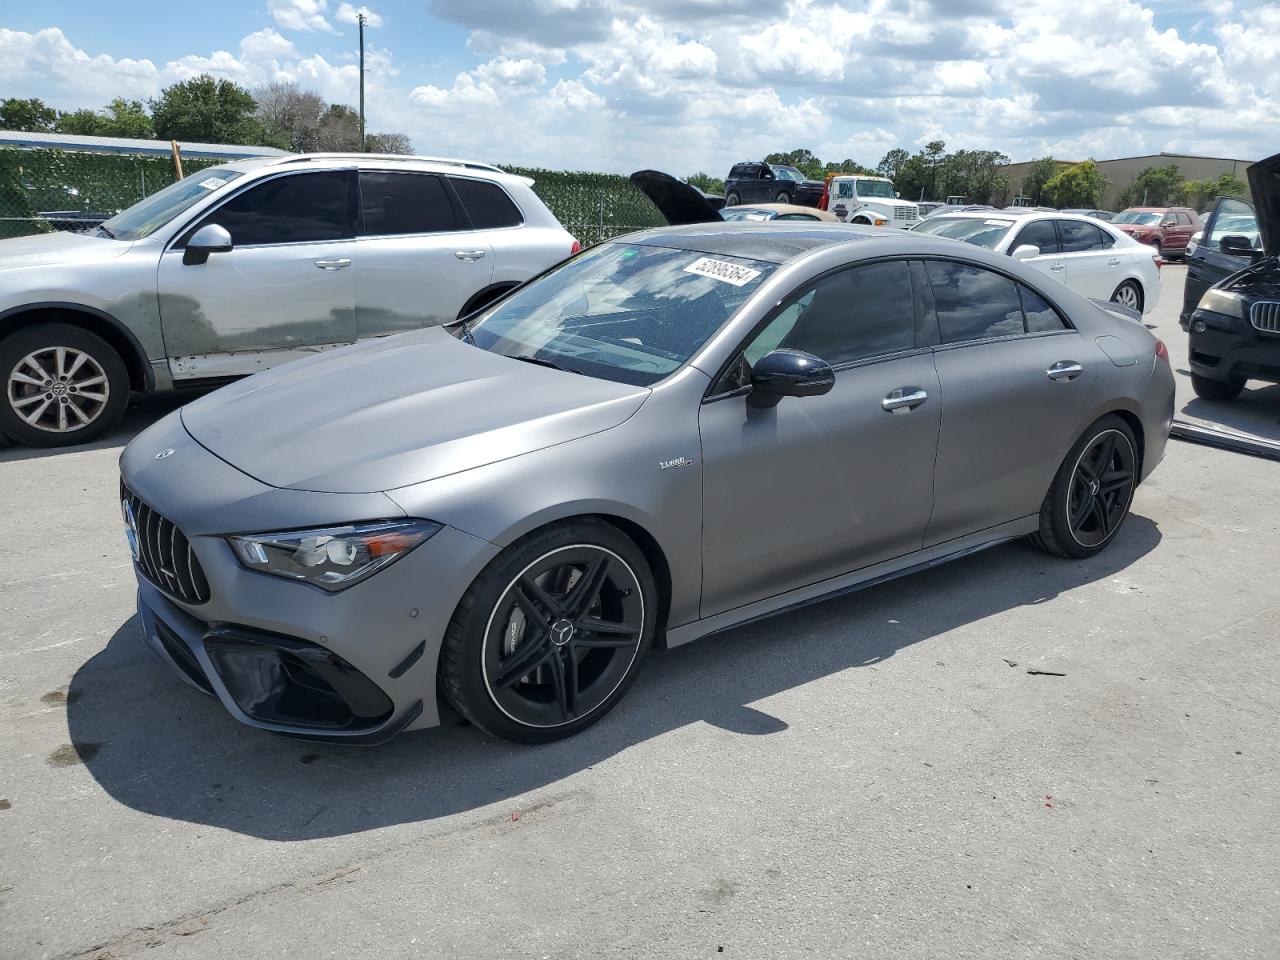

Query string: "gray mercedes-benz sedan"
[[119, 223, 1175, 744]]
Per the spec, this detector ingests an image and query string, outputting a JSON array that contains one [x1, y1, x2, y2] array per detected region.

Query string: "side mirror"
[[183, 224, 233, 266], [747, 349, 835, 408], [1219, 234, 1256, 257], [1011, 244, 1040, 261]]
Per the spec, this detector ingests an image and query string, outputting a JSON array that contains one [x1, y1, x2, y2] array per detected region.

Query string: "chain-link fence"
[[0, 148, 666, 244], [0, 148, 223, 239]]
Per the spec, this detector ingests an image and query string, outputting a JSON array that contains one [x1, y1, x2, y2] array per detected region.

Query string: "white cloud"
[[335, 3, 384, 28], [268, 0, 337, 34]]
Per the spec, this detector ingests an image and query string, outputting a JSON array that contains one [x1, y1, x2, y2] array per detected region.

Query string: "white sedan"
[[911, 210, 1162, 314]]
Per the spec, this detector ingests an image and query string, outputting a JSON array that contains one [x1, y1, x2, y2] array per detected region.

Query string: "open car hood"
[[630, 170, 724, 225], [1248, 150, 1279, 254]]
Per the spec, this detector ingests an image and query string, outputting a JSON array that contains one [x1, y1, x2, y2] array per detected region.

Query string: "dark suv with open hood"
[[1181, 151, 1279, 401], [723, 162, 824, 208]]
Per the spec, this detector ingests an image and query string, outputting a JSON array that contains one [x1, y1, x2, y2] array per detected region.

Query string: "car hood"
[[630, 170, 723, 225], [0, 230, 132, 270], [180, 328, 651, 494], [1248, 149, 1279, 254]]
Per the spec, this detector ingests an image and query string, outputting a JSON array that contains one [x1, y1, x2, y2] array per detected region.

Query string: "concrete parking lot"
[[1, 269, 1278, 959]]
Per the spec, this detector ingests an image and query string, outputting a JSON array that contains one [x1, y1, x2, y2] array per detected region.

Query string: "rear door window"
[[1020, 286, 1069, 333], [925, 260, 1025, 343], [1058, 220, 1106, 253], [192, 171, 356, 246], [359, 171, 457, 235], [450, 178, 523, 229]]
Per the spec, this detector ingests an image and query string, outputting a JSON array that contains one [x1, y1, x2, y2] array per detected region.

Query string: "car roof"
[[727, 203, 837, 219], [620, 222, 951, 264], [208, 153, 530, 185]]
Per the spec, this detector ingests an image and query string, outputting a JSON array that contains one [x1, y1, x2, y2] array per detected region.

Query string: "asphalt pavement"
[[1, 268, 1278, 959]]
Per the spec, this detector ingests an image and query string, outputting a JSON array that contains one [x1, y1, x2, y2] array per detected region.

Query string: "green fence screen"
[[0, 148, 667, 244]]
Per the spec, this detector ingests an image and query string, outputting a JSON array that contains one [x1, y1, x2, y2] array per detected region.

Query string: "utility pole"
[[358, 12, 366, 152]]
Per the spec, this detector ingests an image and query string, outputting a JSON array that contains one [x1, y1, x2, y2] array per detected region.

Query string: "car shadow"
[[0, 391, 202, 464], [1180, 382, 1280, 443], [66, 515, 1162, 841]]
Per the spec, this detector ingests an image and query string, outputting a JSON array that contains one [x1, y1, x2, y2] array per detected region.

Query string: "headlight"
[[229, 519, 442, 591], [1197, 288, 1246, 320]]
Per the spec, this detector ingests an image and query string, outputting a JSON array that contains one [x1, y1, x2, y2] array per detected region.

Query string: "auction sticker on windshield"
[[199, 177, 230, 190], [684, 257, 762, 287]]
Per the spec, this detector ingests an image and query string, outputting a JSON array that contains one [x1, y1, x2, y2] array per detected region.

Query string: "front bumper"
[[121, 410, 501, 742], [1188, 312, 1280, 385]]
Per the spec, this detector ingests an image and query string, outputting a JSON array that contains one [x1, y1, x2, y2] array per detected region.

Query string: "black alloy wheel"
[[1031, 415, 1138, 559], [725, 191, 741, 206], [441, 520, 655, 743]]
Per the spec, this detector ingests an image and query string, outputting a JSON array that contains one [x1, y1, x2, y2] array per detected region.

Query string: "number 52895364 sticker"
[[683, 256, 762, 287]]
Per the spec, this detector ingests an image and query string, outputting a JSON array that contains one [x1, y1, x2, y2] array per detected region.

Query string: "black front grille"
[[121, 483, 211, 604]]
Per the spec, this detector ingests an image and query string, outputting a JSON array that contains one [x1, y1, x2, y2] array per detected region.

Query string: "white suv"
[[0, 154, 579, 447]]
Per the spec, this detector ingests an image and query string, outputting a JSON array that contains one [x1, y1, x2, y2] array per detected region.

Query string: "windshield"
[[1113, 211, 1162, 225], [911, 216, 1013, 249], [720, 207, 774, 221], [773, 166, 804, 182], [856, 179, 895, 198], [99, 166, 245, 240], [468, 242, 777, 386]]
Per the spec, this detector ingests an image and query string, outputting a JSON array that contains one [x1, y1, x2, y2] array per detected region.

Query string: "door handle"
[[1047, 361, 1083, 381], [1049, 263, 1065, 272], [1107, 258, 1121, 266], [455, 249, 487, 261], [314, 258, 352, 270], [881, 387, 928, 413]]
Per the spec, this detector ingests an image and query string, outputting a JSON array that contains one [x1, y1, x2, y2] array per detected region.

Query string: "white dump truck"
[[827, 175, 921, 229]]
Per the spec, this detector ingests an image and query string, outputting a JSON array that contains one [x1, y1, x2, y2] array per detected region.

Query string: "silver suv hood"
[[180, 328, 650, 494], [0, 231, 132, 270]]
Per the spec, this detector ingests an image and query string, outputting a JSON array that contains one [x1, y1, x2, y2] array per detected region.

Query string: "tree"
[[315, 104, 361, 151], [1, 97, 58, 132], [823, 158, 872, 175], [254, 81, 326, 152], [100, 98, 155, 139], [1181, 172, 1249, 212], [1042, 159, 1105, 208], [1021, 157, 1061, 205], [876, 148, 910, 182], [53, 99, 154, 139], [1116, 164, 1184, 208], [365, 132, 412, 154], [940, 149, 1011, 205], [150, 75, 264, 145], [764, 148, 824, 179], [686, 172, 725, 195]]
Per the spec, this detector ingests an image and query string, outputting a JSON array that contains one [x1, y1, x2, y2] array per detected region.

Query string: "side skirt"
[[665, 515, 1039, 649]]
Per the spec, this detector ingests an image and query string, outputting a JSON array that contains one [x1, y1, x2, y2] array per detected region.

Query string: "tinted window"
[[1058, 220, 1105, 252], [744, 261, 916, 368], [926, 261, 1024, 343], [775, 213, 819, 221], [451, 178, 523, 229], [1020, 285, 1068, 333], [360, 172, 456, 235], [1011, 219, 1060, 254], [195, 171, 355, 246], [1205, 198, 1259, 252], [729, 165, 747, 178], [1176, 211, 1194, 225]]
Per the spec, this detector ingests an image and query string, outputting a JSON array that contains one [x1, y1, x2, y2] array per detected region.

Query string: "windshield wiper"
[[510, 354, 581, 374], [95, 224, 116, 239]]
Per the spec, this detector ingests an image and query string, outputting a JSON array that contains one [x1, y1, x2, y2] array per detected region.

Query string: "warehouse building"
[[1001, 152, 1255, 210]]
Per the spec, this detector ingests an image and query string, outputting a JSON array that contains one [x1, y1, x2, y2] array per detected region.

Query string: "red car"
[[1111, 206, 1199, 259]]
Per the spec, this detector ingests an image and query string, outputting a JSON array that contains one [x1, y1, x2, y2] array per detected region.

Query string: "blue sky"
[[2, 1, 1276, 175]]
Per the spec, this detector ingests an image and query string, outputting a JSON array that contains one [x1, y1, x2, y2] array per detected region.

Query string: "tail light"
[[1154, 338, 1169, 361], [570, 239, 583, 255], [1152, 252, 1163, 271]]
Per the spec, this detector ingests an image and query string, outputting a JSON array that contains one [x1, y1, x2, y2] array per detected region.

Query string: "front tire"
[[1030, 415, 1138, 559], [0, 323, 129, 448], [440, 519, 656, 744], [1190, 372, 1244, 402], [725, 191, 741, 206], [775, 190, 792, 204]]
